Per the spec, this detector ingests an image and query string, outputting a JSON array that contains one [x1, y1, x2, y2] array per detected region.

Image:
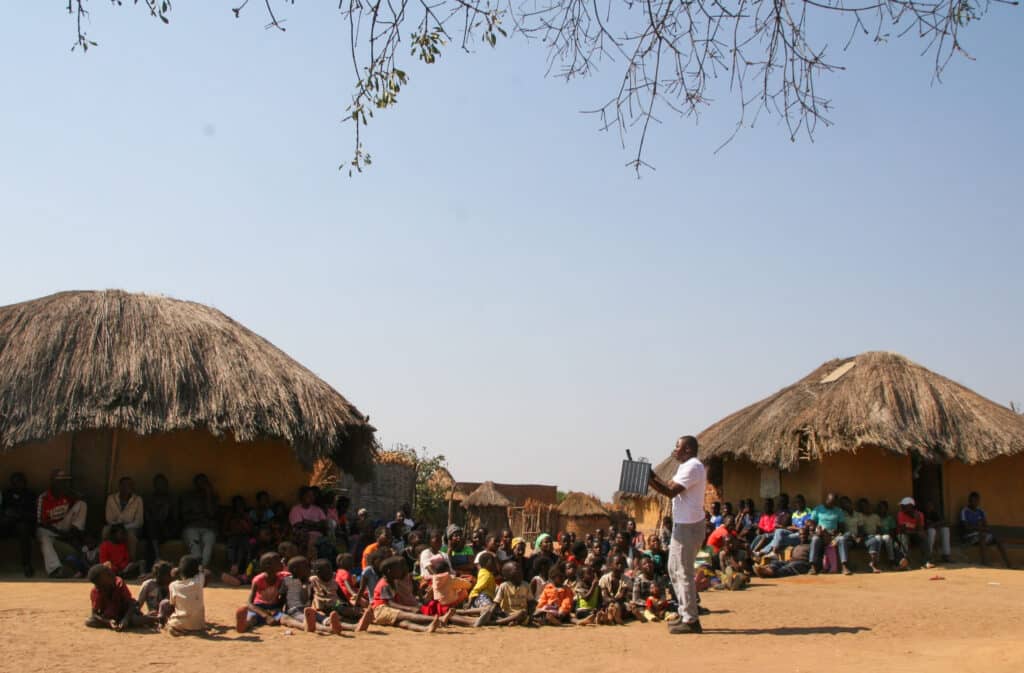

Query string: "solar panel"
[[618, 457, 652, 495]]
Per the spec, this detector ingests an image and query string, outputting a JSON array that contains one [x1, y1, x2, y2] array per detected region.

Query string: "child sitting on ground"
[[643, 583, 670, 622], [309, 558, 371, 631], [598, 555, 632, 625], [355, 549, 387, 608], [529, 555, 554, 602], [536, 561, 595, 626], [85, 563, 157, 631], [493, 560, 530, 625], [236, 552, 288, 633], [423, 554, 472, 615], [137, 560, 172, 624], [373, 556, 441, 633], [165, 555, 207, 635], [334, 553, 359, 604], [277, 556, 345, 635], [99, 524, 143, 579], [573, 563, 605, 624], [468, 552, 522, 626], [629, 556, 658, 622]]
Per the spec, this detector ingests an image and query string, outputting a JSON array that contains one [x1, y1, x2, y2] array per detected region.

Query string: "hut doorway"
[[70, 430, 115, 532], [911, 454, 944, 514]]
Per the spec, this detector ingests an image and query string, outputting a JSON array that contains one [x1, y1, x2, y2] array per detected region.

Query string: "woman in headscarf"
[[526, 532, 559, 581], [442, 524, 477, 576]]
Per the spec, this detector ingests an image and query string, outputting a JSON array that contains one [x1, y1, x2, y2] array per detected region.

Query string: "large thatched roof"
[[0, 290, 378, 479], [462, 481, 512, 508], [557, 491, 609, 517], [655, 351, 1024, 477]]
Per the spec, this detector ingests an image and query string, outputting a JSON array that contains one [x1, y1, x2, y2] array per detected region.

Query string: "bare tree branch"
[[68, 0, 1017, 175]]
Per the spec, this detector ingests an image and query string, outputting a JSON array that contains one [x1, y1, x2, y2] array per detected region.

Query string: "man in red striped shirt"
[[37, 468, 88, 578]]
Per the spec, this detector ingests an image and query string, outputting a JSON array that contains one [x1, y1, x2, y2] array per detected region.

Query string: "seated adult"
[[808, 492, 851, 575], [1, 472, 37, 577], [104, 477, 144, 562], [289, 486, 327, 557], [750, 497, 779, 553], [960, 491, 1012, 568], [526, 532, 559, 579], [178, 473, 219, 568], [753, 524, 813, 578], [850, 497, 892, 573], [144, 473, 178, 565], [921, 501, 952, 563], [36, 468, 88, 578], [757, 494, 812, 558], [361, 526, 393, 570], [442, 525, 477, 575], [896, 497, 934, 569]]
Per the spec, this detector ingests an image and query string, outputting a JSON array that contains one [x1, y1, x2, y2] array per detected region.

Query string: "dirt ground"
[[1, 566, 1022, 673]]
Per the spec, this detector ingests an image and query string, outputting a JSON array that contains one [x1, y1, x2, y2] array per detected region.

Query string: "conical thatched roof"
[[557, 491, 609, 517], [462, 481, 511, 508], [0, 290, 378, 479], [655, 351, 1024, 477]]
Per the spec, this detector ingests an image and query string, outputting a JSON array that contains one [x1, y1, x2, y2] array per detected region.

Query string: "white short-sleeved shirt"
[[671, 458, 707, 525], [167, 575, 206, 632]]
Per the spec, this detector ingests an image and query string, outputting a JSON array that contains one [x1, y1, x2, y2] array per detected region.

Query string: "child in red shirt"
[[99, 525, 142, 578], [85, 564, 157, 631], [236, 552, 288, 632]]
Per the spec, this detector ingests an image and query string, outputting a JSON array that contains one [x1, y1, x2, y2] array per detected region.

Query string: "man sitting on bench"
[[960, 491, 1013, 568]]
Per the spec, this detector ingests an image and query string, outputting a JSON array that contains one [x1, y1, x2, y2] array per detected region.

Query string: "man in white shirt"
[[104, 477, 144, 562], [649, 435, 706, 634]]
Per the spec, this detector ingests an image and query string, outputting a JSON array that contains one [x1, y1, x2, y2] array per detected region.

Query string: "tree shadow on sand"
[[702, 626, 870, 636]]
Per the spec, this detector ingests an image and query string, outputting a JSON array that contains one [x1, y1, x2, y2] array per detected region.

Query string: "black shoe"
[[668, 620, 702, 634], [23, 565, 34, 578], [698, 606, 710, 616]]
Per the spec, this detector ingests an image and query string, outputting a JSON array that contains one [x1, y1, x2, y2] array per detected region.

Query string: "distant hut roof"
[[462, 481, 512, 508], [654, 351, 1024, 478], [451, 482, 557, 506], [0, 290, 378, 479], [557, 492, 609, 517]]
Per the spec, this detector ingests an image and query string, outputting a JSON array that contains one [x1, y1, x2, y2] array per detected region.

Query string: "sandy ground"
[[1, 567, 1022, 673]]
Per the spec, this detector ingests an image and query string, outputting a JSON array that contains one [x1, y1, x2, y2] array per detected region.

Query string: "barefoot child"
[[373, 556, 441, 633], [493, 560, 530, 625], [598, 555, 631, 624], [536, 561, 595, 625], [573, 564, 604, 624], [137, 560, 172, 624], [85, 564, 157, 631], [643, 583, 670, 622], [165, 555, 207, 635], [309, 558, 371, 631], [277, 556, 345, 635], [236, 552, 287, 633]]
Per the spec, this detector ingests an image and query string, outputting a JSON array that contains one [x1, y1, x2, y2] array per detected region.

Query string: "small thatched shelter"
[[0, 290, 377, 530], [557, 492, 611, 536], [462, 481, 511, 533], [314, 450, 416, 523], [654, 351, 1024, 526]]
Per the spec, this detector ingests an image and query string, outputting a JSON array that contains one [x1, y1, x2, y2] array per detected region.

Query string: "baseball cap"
[[899, 496, 915, 507]]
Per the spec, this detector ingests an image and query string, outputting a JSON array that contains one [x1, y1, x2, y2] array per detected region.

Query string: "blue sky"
[[2, 2, 1021, 499]]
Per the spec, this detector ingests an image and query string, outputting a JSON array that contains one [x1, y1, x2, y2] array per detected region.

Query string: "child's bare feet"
[[441, 610, 454, 627], [235, 607, 249, 633], [426, 616, 440, 633], [329, 612, 343, 635], [544, 612, 561, 626], [577, 613, 596, 626], [304, 607, 318, 633], [473, 605, 496, 627], [355, 608, 373, 632]]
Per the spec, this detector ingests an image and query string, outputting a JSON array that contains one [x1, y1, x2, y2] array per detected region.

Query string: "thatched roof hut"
[[557, 491, 611, 536], [462, 481, 511, 533], [654, 351, 1024, 526], [0, 290, 377, 524]]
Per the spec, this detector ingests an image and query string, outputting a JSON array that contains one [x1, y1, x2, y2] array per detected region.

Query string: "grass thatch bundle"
[[557, 491, 609, 517], [655, 351, 1024, 479], [0, 290, 378, 480], [462, 481, 512, 508], [375, 449, 418, 468]]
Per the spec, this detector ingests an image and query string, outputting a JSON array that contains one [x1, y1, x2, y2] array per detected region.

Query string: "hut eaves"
[[0, 290, 378, 479]]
